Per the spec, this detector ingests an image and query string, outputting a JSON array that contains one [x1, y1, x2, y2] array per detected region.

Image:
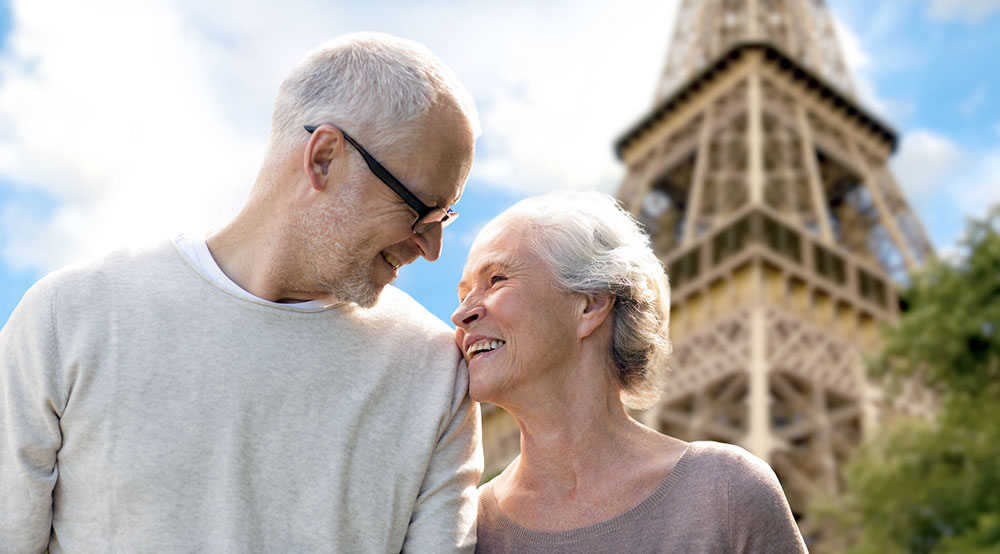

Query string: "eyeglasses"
[[305, 124, 458, 234]]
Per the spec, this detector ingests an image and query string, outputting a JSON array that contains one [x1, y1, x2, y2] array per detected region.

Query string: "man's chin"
[[323, 273, 384, 309], [344, 279, 386, 309], [351, 288, 383, 309]]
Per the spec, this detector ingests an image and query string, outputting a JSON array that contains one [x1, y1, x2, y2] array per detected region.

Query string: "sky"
[[0, 0, 998, 328]]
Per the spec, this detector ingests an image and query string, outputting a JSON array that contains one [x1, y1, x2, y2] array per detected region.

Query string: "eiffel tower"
[[478, 0, 934, 518], [614, 0, 934, 516]]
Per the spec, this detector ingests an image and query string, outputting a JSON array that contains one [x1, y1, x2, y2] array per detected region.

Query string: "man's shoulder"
[[29, 241, 181, 303], [350, 286, 464, 372], [4, 241, 180, 335], [367, 285, 455, 337], [41, 240, 176, 284]]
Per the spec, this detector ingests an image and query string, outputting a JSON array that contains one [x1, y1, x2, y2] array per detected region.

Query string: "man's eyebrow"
[[424, 195, 448, 209], [406, 184, 449, 210], [421, 187, 460, 209]]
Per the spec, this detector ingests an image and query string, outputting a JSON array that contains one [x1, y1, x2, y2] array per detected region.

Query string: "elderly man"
[[0, 33, 481, 552]]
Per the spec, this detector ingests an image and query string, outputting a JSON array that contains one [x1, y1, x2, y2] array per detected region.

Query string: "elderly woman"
[[452, 191, 807, 553]]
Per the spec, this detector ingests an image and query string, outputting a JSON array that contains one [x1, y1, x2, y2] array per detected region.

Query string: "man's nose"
[[413, 224, 443, 262]]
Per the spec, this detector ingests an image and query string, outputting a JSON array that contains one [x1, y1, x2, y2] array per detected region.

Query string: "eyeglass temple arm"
[[305, 124, 432, 218]]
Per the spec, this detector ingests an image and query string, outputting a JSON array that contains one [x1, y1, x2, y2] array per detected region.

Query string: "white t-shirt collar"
[[172, 233, 336, 311]]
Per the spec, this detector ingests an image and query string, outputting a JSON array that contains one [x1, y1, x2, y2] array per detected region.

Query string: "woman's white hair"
[[268, 32, 480, 159], [482, 191, 672, 409]]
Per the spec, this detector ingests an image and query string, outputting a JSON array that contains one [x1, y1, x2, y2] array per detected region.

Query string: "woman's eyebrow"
[[456, 259, 514, 296]]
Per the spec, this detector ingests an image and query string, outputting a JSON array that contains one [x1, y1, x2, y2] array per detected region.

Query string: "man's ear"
[[577, 294, 614, 340], [303, 125, 348, 191]]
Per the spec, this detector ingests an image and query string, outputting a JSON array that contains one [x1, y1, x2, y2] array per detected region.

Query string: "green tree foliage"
[[809, 207, 1000, 554]]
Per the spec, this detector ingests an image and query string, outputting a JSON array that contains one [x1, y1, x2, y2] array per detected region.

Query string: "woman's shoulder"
[[675, 441, 790, 509], [684, 441, 802, 535], [683, 440, 777, 478], [673, 442, 806, 551]]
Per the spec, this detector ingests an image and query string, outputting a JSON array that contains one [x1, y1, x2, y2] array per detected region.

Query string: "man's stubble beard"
[[292, 193, 384, 309], [316, 247, 381, 308]]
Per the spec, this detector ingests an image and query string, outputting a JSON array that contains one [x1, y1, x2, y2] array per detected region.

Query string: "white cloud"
[[914, 143, 1000, 255], [928, 0, 1000, 23], [888, 129, 1000, 248], [959, 85, 989, 116], [0, 0, 278, 272], [0, 0, 680, 275], [831, 17, 909, 121], [462, 1, 679, 194], [889, 130, 965, 199], [2, 202, 89, 273], [953, 148, 1000, 217], [833, 15, 871, 73]]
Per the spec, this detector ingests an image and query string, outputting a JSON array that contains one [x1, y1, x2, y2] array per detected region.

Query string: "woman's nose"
[[451, 301, 484, 328]]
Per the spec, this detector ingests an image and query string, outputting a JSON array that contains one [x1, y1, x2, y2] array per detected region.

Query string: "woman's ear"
[[577, 294, 614, 340]]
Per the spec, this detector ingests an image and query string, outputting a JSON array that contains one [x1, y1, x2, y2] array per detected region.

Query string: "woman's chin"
[[468, 382, 492, 404], [469, 374, 503, 405]]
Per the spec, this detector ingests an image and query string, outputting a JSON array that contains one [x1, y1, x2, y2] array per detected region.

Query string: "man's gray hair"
[[482, 191, 671, 409], [269, 32, 480, 159]]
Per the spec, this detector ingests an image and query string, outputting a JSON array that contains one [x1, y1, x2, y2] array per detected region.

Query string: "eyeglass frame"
[[304, 124, 458, 234]]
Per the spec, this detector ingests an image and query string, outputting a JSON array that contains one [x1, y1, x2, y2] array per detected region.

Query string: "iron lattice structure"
[[479, 0, 934, 518]]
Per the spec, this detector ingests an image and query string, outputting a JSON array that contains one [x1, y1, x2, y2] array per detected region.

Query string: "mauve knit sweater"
[[476, 441, 808, 553]]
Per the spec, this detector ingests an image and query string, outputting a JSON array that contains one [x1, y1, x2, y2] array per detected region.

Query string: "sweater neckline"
[[481, 442, 697, 545], [169, 236, 350, 313]]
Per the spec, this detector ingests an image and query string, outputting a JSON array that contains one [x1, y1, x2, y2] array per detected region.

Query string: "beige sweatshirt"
[[0, 241, 482, 553]]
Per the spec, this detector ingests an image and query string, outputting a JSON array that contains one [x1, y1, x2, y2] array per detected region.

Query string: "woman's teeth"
[[467, 339, 505, 358]]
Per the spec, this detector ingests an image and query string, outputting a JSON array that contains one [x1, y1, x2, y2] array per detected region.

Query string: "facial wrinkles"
[[456, 252, 511, 368], [459, 237, 573, 401], [469, 282, 546, 403], [458, 255, 514, 300]]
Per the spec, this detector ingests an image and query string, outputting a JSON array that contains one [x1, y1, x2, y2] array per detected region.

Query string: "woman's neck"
[[496, 366, 659, 495], [488, 360, 688, 532]]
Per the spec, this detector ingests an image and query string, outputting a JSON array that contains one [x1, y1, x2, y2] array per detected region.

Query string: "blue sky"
[[0, 0, 998, 328]]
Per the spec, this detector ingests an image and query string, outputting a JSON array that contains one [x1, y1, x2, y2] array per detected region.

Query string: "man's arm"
[[402, 358, 483, 553], [1, 281, 63, 554]]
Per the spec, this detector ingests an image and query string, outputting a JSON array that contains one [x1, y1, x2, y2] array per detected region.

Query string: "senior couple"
[[0, 33, 806, 553]]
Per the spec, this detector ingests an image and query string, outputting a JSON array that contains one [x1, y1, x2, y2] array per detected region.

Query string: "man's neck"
[[207, 213, 325, 304]]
